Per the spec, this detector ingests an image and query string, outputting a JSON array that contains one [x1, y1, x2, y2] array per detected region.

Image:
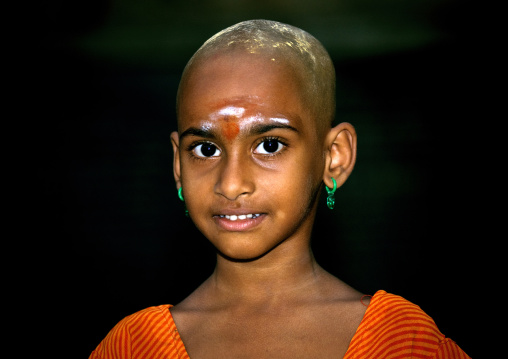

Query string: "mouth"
[[217, 214, 262, 221], [213, 212, 266, 231]]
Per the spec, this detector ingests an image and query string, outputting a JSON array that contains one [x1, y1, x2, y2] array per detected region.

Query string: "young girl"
[[90, 20, 469, 359]]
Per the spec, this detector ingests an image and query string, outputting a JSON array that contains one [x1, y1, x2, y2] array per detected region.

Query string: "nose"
[[214, 153, 254, 201]]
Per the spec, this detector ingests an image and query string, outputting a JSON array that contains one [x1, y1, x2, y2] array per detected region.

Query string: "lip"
[[213, 211, 266, 232]]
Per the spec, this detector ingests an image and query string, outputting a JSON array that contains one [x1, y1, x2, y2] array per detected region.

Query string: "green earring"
[[326, 178, 337, 210], [177, 187, 189, 216]]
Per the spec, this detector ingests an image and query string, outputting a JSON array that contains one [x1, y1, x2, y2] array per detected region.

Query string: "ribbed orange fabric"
[[90, 290, 470, 358], [90, 305, 189, 359], [343, 291, 470, 359]]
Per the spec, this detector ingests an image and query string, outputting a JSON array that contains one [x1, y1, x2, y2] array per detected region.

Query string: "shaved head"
[[177, 20, 336, 136]]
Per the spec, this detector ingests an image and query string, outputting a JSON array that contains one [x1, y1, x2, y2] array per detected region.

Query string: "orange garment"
[[90, 304, 188, 359], [343, 291, 470, 358], [90, 290, 470, 358]]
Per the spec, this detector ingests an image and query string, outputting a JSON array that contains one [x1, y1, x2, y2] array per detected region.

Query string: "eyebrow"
[[180, 122, 299, 140], [250, 123, 299, 135], [180, 127, 216, 140]]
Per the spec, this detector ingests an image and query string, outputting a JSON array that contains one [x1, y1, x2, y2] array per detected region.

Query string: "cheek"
[[259, 162, 317, 207], [179, 163, 216, 209]]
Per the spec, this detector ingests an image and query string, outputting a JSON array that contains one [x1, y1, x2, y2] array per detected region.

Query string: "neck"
[[187, 202, 339, 308], [207, 243, 330, 306]]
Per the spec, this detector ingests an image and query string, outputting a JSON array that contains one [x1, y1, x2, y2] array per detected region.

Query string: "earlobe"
[[170, 131, 182, 189], [323, 122, 357, 189]]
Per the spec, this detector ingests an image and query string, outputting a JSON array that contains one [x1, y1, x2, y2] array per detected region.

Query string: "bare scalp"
[[177, 20, 336, 138]]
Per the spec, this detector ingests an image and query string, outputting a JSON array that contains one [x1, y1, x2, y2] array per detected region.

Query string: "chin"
[[213, 238, 278, 262], [217, 249, 269, 263]]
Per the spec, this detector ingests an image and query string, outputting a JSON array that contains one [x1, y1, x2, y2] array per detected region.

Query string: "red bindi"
[[221, 119, 240, 140], [208, 99, 258, 141]]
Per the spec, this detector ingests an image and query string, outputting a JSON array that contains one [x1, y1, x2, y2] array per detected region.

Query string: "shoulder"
[[346, 291, 469, 358], [367, 290, 439, 328], [122, 304, 174, 327], [108, 305, 174, 337], [90, 305, 184, 359]]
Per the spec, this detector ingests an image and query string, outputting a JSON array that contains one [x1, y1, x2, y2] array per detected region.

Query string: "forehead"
[[177, 50, 315, 132]]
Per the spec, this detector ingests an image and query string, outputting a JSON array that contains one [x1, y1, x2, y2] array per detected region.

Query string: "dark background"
[[30, 0, 482, 357]]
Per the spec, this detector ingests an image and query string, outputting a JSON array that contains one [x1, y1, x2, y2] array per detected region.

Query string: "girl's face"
[[173, 50, 326, 261]]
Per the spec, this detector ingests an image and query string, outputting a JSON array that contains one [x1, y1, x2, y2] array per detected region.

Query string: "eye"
[[254, 138, 285, 155], [193, 142, 221, 158]]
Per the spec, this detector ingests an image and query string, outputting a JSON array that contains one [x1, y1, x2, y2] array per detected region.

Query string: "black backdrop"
[[30, 1, 482, 357]]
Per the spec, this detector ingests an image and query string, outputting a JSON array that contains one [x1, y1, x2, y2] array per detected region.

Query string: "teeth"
[[223, 214, 260, 221]]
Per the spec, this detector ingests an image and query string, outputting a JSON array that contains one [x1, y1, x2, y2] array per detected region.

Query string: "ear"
[[170, 131, 182, 189], [323, 122, 357, 189]]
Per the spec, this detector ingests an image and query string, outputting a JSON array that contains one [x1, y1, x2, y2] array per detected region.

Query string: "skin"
[[170, 49, 364, 358]]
